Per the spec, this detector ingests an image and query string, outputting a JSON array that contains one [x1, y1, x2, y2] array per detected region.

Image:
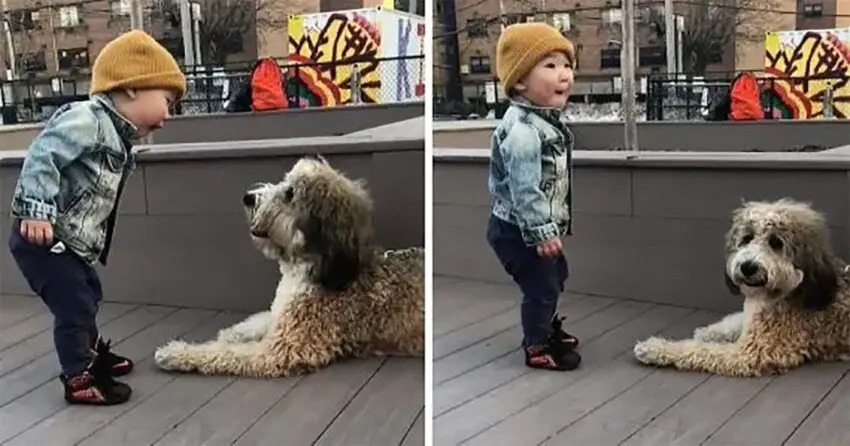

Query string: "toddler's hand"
[[536, 237, 562, 257], [20, 219, 54, 246]]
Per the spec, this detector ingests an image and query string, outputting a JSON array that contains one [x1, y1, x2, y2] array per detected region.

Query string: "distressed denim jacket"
[[11, 93, 138, 265], [488, 96, 575, 246]]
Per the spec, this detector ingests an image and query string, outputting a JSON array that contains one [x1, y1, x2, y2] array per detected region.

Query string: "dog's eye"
[[740, 233, 754, 246], [283, 187, 294, 202], [768, 235, 784, 251]]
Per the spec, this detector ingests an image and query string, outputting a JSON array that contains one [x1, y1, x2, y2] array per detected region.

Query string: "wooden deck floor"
[[433, 276, 850, 446], [0, 294, 424, 446]]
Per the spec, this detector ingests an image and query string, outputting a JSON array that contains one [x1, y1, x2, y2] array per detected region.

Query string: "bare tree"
[[159, 0, 284, 66], [643, 0, 780, 75]]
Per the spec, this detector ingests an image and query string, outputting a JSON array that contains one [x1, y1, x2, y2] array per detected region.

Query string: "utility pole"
[[130, 0, 144, 30], [179, 0, 195, 67], [664, 0, 676, 76], [1, 0, 14, 80], [621, 0, 638, 153]]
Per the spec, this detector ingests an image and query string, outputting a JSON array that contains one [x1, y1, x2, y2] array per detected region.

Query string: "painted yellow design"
[[764, 30, 850, 119], [287, 12, 382, 106]]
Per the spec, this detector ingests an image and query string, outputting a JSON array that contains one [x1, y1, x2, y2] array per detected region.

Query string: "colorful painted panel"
[[286, 8, 425, 107], [764, 29, 850, 119]]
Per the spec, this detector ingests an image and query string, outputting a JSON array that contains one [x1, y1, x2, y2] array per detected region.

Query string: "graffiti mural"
[[287, 11, 382, 106], [764, 29, 850, 119], [287, 7, 425, 107]]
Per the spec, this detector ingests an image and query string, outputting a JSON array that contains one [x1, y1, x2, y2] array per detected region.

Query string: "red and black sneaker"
[[60, 369, 132, 405], [551, 313, 580, 349], [524, 344, 581, 371], [93, 337, 134, 377]]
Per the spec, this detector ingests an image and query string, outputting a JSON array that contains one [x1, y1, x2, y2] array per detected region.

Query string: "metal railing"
[[646, 72, 849, 121], [0, 54, 425, 124]]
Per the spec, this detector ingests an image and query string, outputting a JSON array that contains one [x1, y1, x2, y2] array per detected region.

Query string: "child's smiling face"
[[514, 51, 574, 109]]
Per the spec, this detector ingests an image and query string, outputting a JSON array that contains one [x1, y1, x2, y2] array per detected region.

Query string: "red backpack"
[[250, 57, 286, 111], [728, 72, 764, 121]]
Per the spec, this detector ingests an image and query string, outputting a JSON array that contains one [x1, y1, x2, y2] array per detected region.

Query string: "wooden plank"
[[0, 312, 56, 351], [434, 276, 464, 290], [456, 305, 696, 446], [0, 303, 153, 409], [0, 302, 139, 377], [400, 409, 424, 446], [703, 361, 849, 446], [536, 310, 721, 445], [0, 295, 44, 329], [784, 370, 850, 446], [433, 304, 693, 445], [620, 375, 774, 445], [71, 312, 250, 446], [151, 376, 302, 446], [434, 294, 614, 360], [434, 295, 621, 385], [0, 305, 177, 443], [315, 357, 424, 445], [233, 358, 385, 446], [433, 280, 519, 337], [434, 299, 652, 416], [1, 308, 218, 446]]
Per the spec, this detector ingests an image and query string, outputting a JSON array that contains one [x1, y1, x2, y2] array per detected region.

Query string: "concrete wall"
[[0, 102, 425, 151], [434, 120, 850, 152], [0, 134, 424, 313], [434, 148, 850, 313]]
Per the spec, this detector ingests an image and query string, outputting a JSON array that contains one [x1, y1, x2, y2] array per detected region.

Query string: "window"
[[469, 56, 491, 74], [109, 0, 132, 18], [467, 18, 488, 38], [639, 45, 665, 67], [803, 2, 823, 17], [58, 48, 89, 69], [600, 48, 620, 69], [552, 13, 571, 32], [8, 10, 40, 32], [58, 6, 82, 28], [601, 8, 622, 24], [17, 51, 47, 72]]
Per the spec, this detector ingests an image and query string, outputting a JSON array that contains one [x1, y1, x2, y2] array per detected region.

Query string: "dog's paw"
[[693, 326, 715, 342], [216, 327, 249, 344], [633, 337, 671, 366], [154, 340, 196, 372]]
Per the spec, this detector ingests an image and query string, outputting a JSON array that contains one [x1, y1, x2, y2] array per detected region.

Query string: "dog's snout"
[[740, 260, 759, 277], [243, 193, 256, 207]]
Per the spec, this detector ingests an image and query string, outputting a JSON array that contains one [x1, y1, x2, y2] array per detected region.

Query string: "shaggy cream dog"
[[153, 156, 424, 377], [634, 198, 850, 377]]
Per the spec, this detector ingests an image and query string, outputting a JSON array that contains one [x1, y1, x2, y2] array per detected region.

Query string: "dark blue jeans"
[[9, 221, 101, 376], [487, 214, 569, 348]]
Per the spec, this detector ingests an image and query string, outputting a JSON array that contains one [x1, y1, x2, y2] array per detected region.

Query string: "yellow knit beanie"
[[90, 30, 187, 98], [496, 22, 576, 95]]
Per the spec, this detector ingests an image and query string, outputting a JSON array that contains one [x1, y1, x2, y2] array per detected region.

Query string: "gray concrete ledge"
[[1, 135, 425, 312], [0, 102, 425, 151], [434, 119, 850, 152], [434, 148, 850, 312]]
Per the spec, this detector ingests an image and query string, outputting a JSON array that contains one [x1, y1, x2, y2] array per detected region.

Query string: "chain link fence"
[[646, 72, 848, 121], [0, 54, 425, 124]]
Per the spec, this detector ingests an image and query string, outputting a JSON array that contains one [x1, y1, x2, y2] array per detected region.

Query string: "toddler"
[[8, 30, 186, 404], [486, 22, 581, 371]]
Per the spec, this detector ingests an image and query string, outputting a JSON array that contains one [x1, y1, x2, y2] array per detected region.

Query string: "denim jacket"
[[11, 93, 138, 265], [488, 96, 575, 246]]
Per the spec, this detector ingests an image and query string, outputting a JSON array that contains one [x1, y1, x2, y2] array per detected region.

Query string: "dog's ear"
[[791, 250, 837, 310], [299, 214, 362, 292]]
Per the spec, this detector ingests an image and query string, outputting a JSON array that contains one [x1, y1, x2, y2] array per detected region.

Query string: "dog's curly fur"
[[153, 156, 424, 378], [634, 198, 850, 377]]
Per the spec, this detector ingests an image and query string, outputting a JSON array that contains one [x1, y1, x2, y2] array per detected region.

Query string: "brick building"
[[0, 0, 260, 81]]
